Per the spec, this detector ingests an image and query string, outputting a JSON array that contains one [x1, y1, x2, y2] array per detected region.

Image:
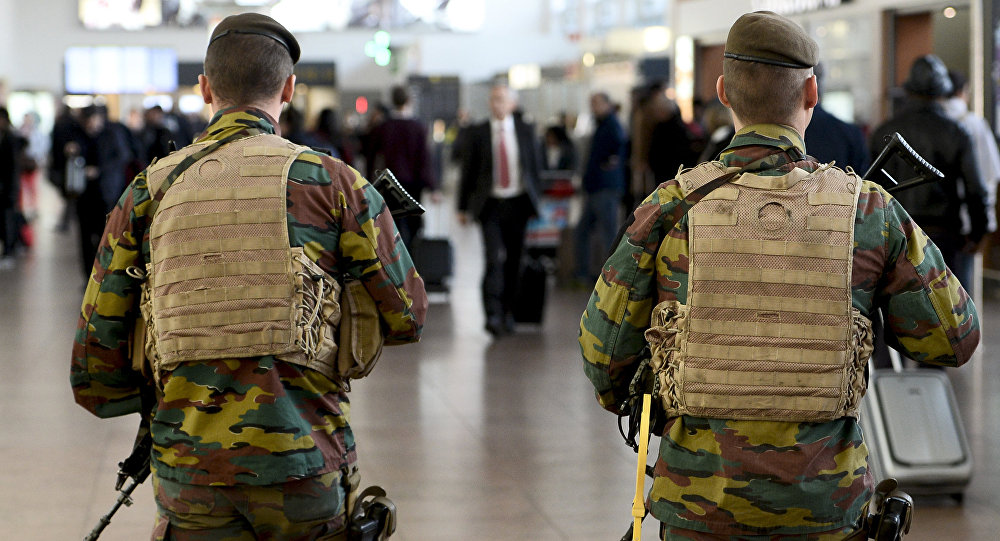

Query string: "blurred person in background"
[[804, 63, 869, 173], [49, 105, 84, 232], [140, 105, 177, 163], [0, 108, 21, 269], [458, 83, 541, 337], [360, 102, 390, 175], [311, 107, 352, 163], [944, 68, 1000, 288], [647, 93, 698, 186], [280, 105, 325, 150], [17, 111, 47, 221], [72, 105, 136, 278], [628, 83, 667, 207], [697, 99, 736, 163], [573, 91, 626, 286], [366, 85, 437, 248], [540, 124, 576, 173], [870, 54, 990, 293]]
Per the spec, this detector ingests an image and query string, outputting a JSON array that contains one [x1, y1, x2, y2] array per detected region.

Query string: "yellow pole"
[[632, 394, 652, 541]]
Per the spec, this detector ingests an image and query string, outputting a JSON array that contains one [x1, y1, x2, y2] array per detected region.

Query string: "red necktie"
[[497, 126, 510, 189]]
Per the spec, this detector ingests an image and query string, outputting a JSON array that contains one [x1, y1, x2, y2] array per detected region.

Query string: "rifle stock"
[[863, 132, 945, 193]]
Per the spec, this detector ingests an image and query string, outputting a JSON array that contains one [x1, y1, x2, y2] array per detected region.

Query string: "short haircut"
[[204, 33, 293, 107], [390, 85, 410, 109], [722, 58, 812, 125]]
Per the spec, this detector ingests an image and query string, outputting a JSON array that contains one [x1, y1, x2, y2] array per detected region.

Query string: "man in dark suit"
[[367, 85, 436, 248], [804, 64, 869, 173], [458, 83, 541, 336]]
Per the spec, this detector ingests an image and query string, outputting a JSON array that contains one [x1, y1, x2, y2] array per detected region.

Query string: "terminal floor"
[[2, 184, 999, 540]]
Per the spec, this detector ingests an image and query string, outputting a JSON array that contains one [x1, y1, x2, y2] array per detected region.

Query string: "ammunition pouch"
[[336, 277, 384, 387]]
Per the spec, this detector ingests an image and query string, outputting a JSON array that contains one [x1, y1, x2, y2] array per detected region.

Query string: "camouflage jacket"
[[579, 124, 979, 535], [71, 107, 427, 486]]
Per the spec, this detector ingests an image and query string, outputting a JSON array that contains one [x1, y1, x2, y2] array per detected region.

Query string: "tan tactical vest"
[[140, 134, 342, 380], [646, 162, 873, 422]]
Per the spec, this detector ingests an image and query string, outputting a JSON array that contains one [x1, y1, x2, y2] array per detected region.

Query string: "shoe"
[[485, 317, 506, 337]]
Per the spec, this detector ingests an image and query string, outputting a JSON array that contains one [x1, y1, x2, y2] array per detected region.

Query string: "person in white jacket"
[[944, 69, 999, 294]]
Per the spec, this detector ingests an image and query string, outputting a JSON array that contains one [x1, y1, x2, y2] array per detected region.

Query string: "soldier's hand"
[[457, 212, 469, 226]]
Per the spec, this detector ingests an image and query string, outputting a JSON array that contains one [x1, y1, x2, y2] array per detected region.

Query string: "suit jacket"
[[458, 117, 541, 218], [804, 105, 869, 173]]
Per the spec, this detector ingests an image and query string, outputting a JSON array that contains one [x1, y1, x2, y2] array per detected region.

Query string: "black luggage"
[[859, 348, 972, 501], [411, 236, 453, 293], [513, 255, 548, 324]]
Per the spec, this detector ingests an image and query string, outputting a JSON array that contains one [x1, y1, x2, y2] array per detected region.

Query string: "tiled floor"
[[2, 182, 998, 540]]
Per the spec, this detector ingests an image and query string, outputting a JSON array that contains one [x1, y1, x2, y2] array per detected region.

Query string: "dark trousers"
[[478, 194, 533, 324], [76, 190, 106, 279]]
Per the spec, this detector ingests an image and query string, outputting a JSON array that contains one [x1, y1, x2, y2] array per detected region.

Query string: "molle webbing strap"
[[147, 134, 306, 368], [676, 166, 863, 422], [145, 133, 245, 210]]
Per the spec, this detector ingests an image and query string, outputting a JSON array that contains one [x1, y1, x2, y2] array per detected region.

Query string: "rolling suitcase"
[[411, 236, 453, 294], [410, 199, 453, 295], [859, 348, 972, 501], [512, 255, 548, 324]]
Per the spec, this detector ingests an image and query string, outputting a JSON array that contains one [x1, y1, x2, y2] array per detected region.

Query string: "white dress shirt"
[[490, 115, 522, 198]]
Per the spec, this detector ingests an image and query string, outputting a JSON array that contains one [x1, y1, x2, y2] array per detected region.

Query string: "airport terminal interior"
[[3, 0, 1000, 540]]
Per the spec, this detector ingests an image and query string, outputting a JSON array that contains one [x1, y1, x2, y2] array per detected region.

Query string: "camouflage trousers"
[[151, 469, 358, 541], [660, 524, 857, 540]]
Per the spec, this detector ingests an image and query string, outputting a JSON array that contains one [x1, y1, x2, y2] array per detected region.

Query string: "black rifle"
[[864, 132, 944, 192], [84, 417, 152, 541], [371, 169, 426, 218]]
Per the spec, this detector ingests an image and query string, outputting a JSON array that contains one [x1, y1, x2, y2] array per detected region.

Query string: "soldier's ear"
[[280, 74, 296, 104], [716, 75, 730, 107], [804, 74, 818, 110], [198, 75, 213, 105]]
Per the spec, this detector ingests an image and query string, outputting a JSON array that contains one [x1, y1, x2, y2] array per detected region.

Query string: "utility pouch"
[[348, 486, 397, 541], [126, 265, 154, 379], [336, 278, 384, 381]]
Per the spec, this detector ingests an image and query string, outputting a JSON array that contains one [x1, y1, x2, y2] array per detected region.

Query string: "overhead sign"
[[750, 0, 851, 15]]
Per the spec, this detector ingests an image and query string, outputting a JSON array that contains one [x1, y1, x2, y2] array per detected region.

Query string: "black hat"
[[903, 55, 952, 97], [209, 13, 300, 64], [725, 11, 818, 69]]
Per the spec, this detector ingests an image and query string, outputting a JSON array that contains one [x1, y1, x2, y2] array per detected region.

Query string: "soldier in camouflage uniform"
[[579, 11, 979, 540], [71, 13, 427, 540]]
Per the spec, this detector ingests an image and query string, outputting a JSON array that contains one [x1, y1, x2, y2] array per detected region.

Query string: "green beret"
[[724, 11, 818, 69], [209, 13, 300, 64]]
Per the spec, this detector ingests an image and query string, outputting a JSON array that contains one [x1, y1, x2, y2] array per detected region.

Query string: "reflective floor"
[[2, 182, 998, 540]]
